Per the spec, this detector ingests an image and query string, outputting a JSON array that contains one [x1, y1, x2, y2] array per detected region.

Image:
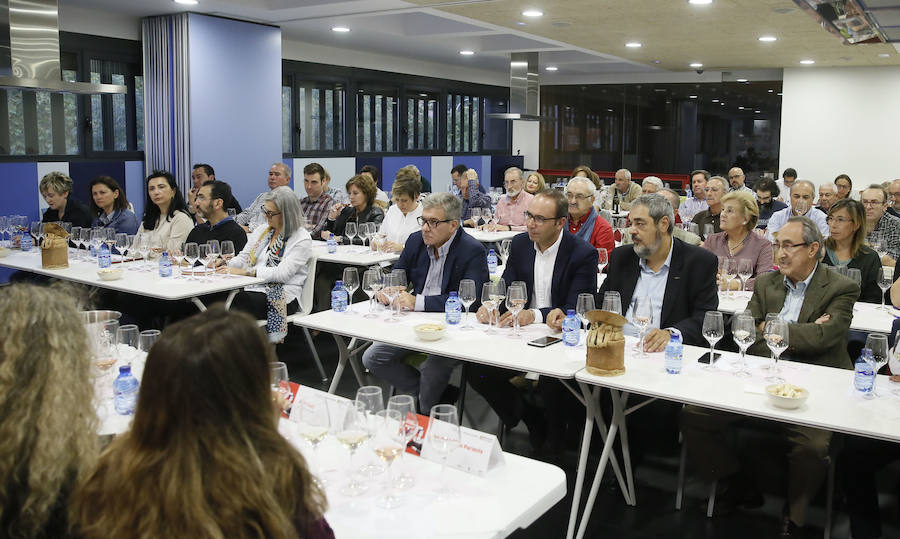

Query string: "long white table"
[[463, 227, 520, 243], [311, 240, 400, 266], [716, 290, 898, 333]]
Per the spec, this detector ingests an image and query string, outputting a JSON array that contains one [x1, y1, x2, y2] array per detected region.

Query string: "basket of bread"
[[584, 309, 628, 376]]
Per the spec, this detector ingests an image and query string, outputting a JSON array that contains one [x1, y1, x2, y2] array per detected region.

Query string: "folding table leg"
[[575, 393, 623, 539], [327, 334, 350, 394], [190, 296, 206, 312], [675, 441, 688, 510], [301, 327, 328, 382], [566, 383, 597, 539], [614, 391, 636, 506]]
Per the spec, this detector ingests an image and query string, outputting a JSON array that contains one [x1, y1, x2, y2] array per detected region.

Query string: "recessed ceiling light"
[[736, 78, 748, 82], [689, 95, 698, 98], [755, 110, 761, 113], [516, 21, 527, 26], [522, 10, 543, 17], [738, 106, 744, 110], [174, 0, 198, 4], [800, 59, 815, 64], [720, 102, 725, 105], [510, 61, 528, 67], [768, 89, 774, 92], [331, 26, 350, 32], [689, 62, 703, 68], [688, 0, 713, 4], [607, 108, 613, 112], [758, 36, 777, 42], [459, 50, 475, 56], [625, 42, 642, 48], [711, 99, 719, 102], [777, 92, 783, 96], [879, 53, 890, 58], [545, 66, 558, 71]]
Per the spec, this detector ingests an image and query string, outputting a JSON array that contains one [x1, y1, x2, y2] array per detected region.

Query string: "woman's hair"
[[525, 171, 546, 193], [142, 170, 189, 230], [721, 190, 759, 230], [72, 307, 327, 539], [39, 171, 74, 196], [571, 165, 601, 190], [264, 185, 306, 239], [0, 284, 98, 538], [825, 198, 867, 259], [834, 174, 852, 188], [89, 175, 130, 215], [346, 173, 377, 206], [392, 169, 423, 199]]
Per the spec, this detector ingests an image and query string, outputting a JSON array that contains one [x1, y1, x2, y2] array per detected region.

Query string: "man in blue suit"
[[363, 193, 488, 412], [468, 189, 598, 450]]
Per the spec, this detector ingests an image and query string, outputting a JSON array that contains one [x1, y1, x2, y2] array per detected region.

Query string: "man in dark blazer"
[[362, 193, 488, 412], [467, 189, 598, 451], [597, 193, 719, 350]]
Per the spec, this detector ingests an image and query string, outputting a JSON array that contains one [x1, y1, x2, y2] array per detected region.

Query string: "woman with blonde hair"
[[524, 171, 546, 195], [72, 307, 333, 539], [0, 284, 98, 538], [701, 190, 773, 291]]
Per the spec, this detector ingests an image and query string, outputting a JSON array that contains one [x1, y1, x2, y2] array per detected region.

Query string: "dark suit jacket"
[[500, 231, 598, 319], [748, 263, 860, 369], [395, 227, 488, 312], [597, 237, 719, 346]]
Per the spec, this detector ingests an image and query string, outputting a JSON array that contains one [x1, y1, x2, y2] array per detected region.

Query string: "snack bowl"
[[97, 268, 123, 281], [765, 383, 808, 410], [414, 322, 446, 341]]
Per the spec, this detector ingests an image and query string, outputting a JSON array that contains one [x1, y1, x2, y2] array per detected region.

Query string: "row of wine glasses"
[[341, 221, 381, 250], [716, 257, 755, 295], [470, 207, 495, 228]]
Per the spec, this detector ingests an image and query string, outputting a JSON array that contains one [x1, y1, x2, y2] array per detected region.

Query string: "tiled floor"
[[279, 327, 900, 539]]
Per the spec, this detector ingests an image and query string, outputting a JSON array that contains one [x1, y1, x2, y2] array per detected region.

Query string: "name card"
[[289, 385, 351, 425], [421, 422, 505, 477]]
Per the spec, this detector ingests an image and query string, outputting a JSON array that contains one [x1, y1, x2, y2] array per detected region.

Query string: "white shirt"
[[764, 205, 829, 242], [531, 230, 564, 323], [229, 224, 313, 308], [381, 203, 423, 247]]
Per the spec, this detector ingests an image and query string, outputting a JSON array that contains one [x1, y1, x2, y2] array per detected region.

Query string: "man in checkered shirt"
[[862, 184, 900, 267]]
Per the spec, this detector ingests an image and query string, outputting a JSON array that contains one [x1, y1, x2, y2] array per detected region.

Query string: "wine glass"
[[737, 258, 753, 292], [428, 404, 460, 497], [632, 296, 653, 357], [481, 282, 497, 334], [702, 224, 714, 240], [90, 228, 103, 259], [103, 228, 117, 252], [183, 242, 199, 281], [197, 244, 210, 279], [597, 248, 609, 275], [459, 279, 477, 330], [270, 361, 291, 415], [497, 239, 512, 267], [471, 207, 483, 228], [491, 277, 506, 326], [889, 331, 900, 397], [69, 226, 81, 258], [391, 269, 408, 317], [344, 221, 358, 248], [701, 311, 724, 371], [125, 234, 136, 265], [116, 324, 139, 364], [373, 409, 405, 508], [732, 314, 755, 378], [576, 293, 595, 346], [342, 267, 360, 313], [387, 394, 418, 489], [296, 392, 331, 466], [602, 291, 622, 315], [94, 319, 119, 372], [206, 240, 220, 280], [149, 236, 164, 265], [220, 241, 235, 277], [355, 386, 385, 476], [169, 241, 185, 279], [139, 329, 161, 354], [382, 272, 400, 322], [722, 258, 738, 298], [362, 222, 375, 247], [136, 235, 152, 271], [30, 220, 42, 249], [764, 318, 789, 383], [362, 269, 382, 319], [505, 283, 527, 338], [866, 333, 889, 395], [877, 267, 893, 312], [337, 400, 370, 497], [78, 228, 91, 261]]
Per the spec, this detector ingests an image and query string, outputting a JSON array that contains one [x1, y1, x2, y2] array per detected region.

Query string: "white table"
[[310, 240, 400, 266], [94, 344, 146, 436], [463, 228, 520, 243], [0, 250, 263, 311], [716, 291, 898, 333], [567, 339, 900, 539]]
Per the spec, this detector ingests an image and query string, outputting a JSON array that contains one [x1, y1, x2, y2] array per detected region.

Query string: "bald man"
[[603, 168, 642, 211], [727, 167, 753, 195]]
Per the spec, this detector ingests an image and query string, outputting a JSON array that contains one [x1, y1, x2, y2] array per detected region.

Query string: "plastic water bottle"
[[158, 250, 172, 277], [98, 243, 111, 268], [854, 349, 875, 394], [113, 365, 139, 415], [327, 233, 337, 254], [445, 291, 462, 325], [487, 248, 498, 275], [665, 332, 683, 374], [562, 309, 580, 346], [20, 233, 32, 252], [331, 280, 348, 313]]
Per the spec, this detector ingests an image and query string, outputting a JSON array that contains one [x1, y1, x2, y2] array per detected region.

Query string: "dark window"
[[406, 91, 439, 151], [357, 84, 397, 153]]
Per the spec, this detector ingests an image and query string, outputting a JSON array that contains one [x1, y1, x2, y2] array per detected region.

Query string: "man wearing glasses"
[[476, 166, 532, 231], [861, 184, 900, 267], [887, 179, 900, 218], [682, 217, 858, 537], [564, 177, 614, 252], [727, 167, 754, 195], [362, 193, 489, 412]]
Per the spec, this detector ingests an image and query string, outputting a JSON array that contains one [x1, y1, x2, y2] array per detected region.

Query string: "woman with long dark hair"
[[89, 175, 139, 234], [133, 170, 192, 257], [72, 307, 332, 539]]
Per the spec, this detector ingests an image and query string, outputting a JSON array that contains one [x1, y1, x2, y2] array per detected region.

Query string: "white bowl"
[[765, 384, 809, 410], [414, 323, 446, 341], [97, 268, 123, 281]]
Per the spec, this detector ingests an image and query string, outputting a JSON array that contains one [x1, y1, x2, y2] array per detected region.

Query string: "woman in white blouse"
[[374, 170, 423, 253], [227, 186, 312, 339], [134, 171, 193, 257]]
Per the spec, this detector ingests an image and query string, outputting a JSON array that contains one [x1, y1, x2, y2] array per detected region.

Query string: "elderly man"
[[298, 162, 335, 239], [682, 216, 858, 537], [888, 179, 900, 218], [861, 184, 900, 267], [362, 193, 488, 412], [603, 168, 642, 211], [450, 164, 492, 222], [642, 176, 664, 195], [479, 167, 532, 231], [468, 190, 598, 451], [727, 167, 753, 194], [816, 183, 838, 213], [235, 162, 293, 233], [691, 176, 727, 240], [755, 177, 787, 230], [565, 177, 615, 252], [679, 169, 710, 223], [765, 180, 829, 242]]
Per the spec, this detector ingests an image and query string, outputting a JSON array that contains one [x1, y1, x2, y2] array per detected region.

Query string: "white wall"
[[780, 66, 900, 189], [58, 5, 141, 40], [512, 120, 539, 170]]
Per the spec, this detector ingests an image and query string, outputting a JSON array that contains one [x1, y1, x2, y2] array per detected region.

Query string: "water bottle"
[[113, 365, 139, 415], [854, 349, 875, 394], [562, 309, 580, 346], [665, 332, 683, 374], [445, 291, 462, 325], [487, 248, 498, 275], [686, 187, 693, 199], [158, 250, 172, 277], [327, 233, 337, 254], [20, 232, 33, 252], [98, 243, 111, 268], [331, 280, 348, 313]]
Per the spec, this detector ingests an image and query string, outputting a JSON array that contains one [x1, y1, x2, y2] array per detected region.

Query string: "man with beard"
[[185, 180, 248, 252], [754, 177, 787, 230], [475, 166, 532, 231]]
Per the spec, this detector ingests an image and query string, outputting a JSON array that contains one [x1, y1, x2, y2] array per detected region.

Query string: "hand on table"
[[641, 329, 671, 353], [475, 305, 493, 324], [545, 308, 565, 331], [226, 267, 251, 276], [462, 218, 476, 228], [484, 223, 509, 232], [498, 309, 535, 328], [395, 291, 415, 311]]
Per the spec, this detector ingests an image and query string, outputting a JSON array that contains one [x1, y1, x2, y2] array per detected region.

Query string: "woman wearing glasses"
[[226, 186, 312, 341], [821, 198, 883, 303], [322, 174, 384, 244]]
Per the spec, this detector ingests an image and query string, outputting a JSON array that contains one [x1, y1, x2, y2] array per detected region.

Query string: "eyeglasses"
[[417, 216, 453, 228], [565, 193, 592, 202], [825, 216, 852, 224], [773, 242, 809, 251], [861, 200, 885, 207], [728, 175, 743, 179], [263, 209, 282, 218], [523, 211, 561, 225]]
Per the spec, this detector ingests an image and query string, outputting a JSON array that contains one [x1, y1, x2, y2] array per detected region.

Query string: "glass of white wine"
[[296, 393, 331, 484], [387, 394, 418, 489], [632, 296, 653, 357], [337, 400, 370, 497], [373, 409, 405, 508]]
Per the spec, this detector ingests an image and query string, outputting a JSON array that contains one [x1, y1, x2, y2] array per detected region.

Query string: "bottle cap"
[[335, 280, 343, 286], [567, 309, 576, 316], [119, 365, 131, 374]]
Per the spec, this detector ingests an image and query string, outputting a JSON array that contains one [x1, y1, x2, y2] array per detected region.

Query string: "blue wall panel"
[[0, 162, 39, 218], [124, 161, 145, 219], [380, 156, 431, 193], [449, 155, 489, 191], [69, 161, 125, 207], [354, 157, 381, 187]]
